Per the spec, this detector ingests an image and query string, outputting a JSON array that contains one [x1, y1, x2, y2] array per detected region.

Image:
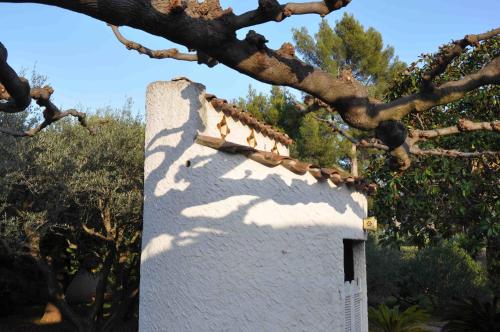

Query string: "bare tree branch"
[[311, 115, 359, 145], [108, 24, 198, 62], [410, 146, 500, 158], [387, 119, 500, 170], [294, 95, 335, 114], [358, 138, 389, 151], [83, 224, 113, 242], [421, 27, 500, 89], [233, 0, 351, 30], [318, 116, 500, 170], [375, 56, 500, 122], [409, 119, 500, 142], [0, 1, 498, 171], [1, 41, 92, 137], [0, 103, 93, 137]]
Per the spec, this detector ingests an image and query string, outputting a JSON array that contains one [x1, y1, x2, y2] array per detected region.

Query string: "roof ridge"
[[196, 134, 376, 196], [205, 93, 293, 146]]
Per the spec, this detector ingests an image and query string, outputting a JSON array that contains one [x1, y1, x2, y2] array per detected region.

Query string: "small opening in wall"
[[343, 239, 355, 282], [185, 160, 191, 167]]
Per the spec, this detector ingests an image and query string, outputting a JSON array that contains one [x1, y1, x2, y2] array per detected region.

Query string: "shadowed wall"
[[139, 79, 368, 332]]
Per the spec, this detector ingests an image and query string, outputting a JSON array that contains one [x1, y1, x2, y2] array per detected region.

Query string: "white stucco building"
[[139, 78, 373, 332]]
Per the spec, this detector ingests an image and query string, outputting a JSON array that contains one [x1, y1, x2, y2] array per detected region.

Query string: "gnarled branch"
[[108, 24, 198, 62], [317, 115, 500, 170], [1, 1, 499, 171], [0, 42, 91, 137], [421, 27, 500, 89], [0, 102, 93, 137], [375, 56, 500, 123], [410, 146, 499, 158], [0, 42, 31, 113], [233, 0, 351, 30], [409, 119, 500, 142]]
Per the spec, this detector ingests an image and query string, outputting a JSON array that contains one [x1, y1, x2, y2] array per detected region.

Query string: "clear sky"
[[1, 1, 499, 114]]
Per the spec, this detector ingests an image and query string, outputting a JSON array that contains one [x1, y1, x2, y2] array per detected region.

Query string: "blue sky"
[[1, 1, 499, 114]]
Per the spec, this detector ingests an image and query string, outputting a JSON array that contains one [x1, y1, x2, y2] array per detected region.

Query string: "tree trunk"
[[39, 302, 62, 324], [351, 143, 358, 177], [486, 235, 500, 294]]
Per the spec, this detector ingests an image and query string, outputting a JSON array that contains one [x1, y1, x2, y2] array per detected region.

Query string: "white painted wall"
[[202, 97, 289, 156], [139, 79, 368, 332]]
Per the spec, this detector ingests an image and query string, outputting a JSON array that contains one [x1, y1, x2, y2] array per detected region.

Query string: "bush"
[[403, 242, 489, 309], [366, 235, 404, 306], [442, 297, 500, 332], [366, 237, 490, 313], [368, 304, 430, 332]]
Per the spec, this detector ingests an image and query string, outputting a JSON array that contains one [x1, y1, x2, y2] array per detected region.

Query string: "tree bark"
[[39, 302, 62, 324], [486, 235, 500, 294]]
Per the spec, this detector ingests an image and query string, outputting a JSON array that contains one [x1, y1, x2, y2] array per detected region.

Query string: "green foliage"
[[293, 13, 405, 98], [368, 304, 430, 332], [370, 37, 500, 291], [402, 242, 488, 308], [236, 85, 353, 168], [295, 112, 352, 167], [236, 85, 301, 136], [365, 235, 404, 306], [366, 238, 489, 313], [442, 297, 500, 332], [238, 13, 405, 169], [0, 101, 144, 308]]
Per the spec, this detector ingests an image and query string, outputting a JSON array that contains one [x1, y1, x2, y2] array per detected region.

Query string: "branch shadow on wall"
[[139, 83, 367, 331]]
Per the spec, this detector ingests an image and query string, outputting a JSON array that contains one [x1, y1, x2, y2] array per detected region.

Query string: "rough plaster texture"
[[203, 108, 289, 156], [139, 80, 369, 332]]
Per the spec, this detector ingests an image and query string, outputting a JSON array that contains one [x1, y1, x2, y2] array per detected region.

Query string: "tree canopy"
[[235, 14, 499, 295], [0, 3, 498, 328], [0, 0, 498, 171], [293, 13, 406, 98], [0, 103, 144, 331]]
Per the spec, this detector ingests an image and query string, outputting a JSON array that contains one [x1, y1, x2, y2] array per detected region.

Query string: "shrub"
[[366, 235, 404, 306], [368, 304, 430, 332], [403, 242, 488, 309], [442, 297, 500, 332]]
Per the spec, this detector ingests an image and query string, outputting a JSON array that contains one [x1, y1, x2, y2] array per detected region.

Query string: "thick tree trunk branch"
[[36, 259, 87, 330], [375, 56, 500, 122], [1, 2, 497, 130], [233, 0, 351, 30], [0, 42, 31, 112], [1, 1, 499, 172], [421, 27, 500, 89]]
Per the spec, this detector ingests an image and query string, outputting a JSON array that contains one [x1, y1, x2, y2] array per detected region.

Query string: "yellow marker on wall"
[[363, 217, 377, 231]]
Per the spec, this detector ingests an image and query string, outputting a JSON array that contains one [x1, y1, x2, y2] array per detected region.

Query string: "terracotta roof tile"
[[196, 134, 376, 196], [205, 94, 293, 146]]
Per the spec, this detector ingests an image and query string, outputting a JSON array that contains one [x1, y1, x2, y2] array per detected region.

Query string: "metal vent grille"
[[353, 293, 362, 332], [344, 295, 352, 332], [344, 281, 362, 332]]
